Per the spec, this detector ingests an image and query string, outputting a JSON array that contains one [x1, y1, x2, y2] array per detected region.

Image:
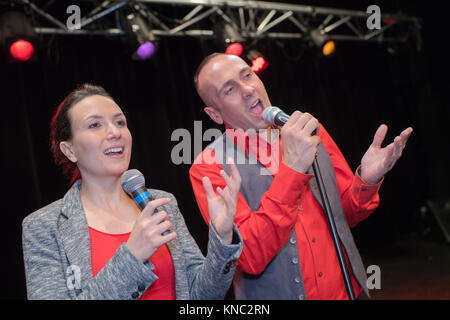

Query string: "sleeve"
[[190, 148, 312, 275], [163, 193, 243, 300], [22, 214, 159, 300], [317, 125, 383, 227]]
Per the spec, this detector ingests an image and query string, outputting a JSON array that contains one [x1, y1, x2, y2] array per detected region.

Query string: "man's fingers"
[[284, 110, 303, 129], [303, 117, 319, 136], [372, 124, 388, 148]]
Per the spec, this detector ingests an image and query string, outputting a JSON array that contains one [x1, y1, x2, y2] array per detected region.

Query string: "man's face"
[[197, 54, 271, 131]]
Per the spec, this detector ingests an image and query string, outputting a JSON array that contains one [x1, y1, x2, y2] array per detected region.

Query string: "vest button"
[[131, 291, 139, 299], [318, 272, 323, 277], [299, 294, 305, 300], [290, 237, 297, 244], [294, 276, 301, 283], [292, 257, 299, 264], [298, 205, 303, 211], [312, 238, 316, 243]]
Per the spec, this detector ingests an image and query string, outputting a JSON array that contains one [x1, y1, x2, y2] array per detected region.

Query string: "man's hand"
[[280, 111, 321, 174], [202, 159, 242, 245], [360, 124, 413, 185]]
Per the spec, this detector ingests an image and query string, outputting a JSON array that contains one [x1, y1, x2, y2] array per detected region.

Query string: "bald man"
[[189, 53, 412, 300]]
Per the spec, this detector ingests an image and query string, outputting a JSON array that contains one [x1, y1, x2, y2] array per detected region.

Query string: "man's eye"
[[225, 87, 233, 95]]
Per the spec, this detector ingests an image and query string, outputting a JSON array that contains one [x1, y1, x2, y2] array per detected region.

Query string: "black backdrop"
[[1, 1, 449, 300]]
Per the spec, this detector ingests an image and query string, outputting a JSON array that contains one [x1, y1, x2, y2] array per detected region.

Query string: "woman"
[[22, 84, 243, 300]]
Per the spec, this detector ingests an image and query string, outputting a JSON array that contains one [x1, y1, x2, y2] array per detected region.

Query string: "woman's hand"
[[126, 198, 177, 263], [202, 159, 242, 245]]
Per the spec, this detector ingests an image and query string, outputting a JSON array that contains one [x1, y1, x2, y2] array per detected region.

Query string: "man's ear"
[[204, 106, 224, 125], [59, 141, 78, 163]]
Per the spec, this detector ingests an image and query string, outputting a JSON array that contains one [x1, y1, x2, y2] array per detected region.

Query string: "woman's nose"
[[106, 122, 121, 139]]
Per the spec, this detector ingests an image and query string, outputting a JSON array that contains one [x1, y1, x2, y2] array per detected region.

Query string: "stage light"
[[120, 11, 157, 60], [9, 39, 34, 62], [214, 20, 244, 55], [247, 50, 269, 74], [310, 29, 336, 57], [225, 42, 243, 56], [322, 40, 336, 56], [0, 11, 37, 62]]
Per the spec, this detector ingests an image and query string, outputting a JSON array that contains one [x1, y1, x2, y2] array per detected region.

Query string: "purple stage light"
[[136, 42, 156, 59]]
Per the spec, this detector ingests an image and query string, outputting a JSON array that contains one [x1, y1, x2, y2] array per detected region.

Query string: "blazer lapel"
[[57, 181, 94, 289]]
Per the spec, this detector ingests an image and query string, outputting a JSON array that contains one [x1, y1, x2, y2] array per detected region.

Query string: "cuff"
[[351, 165, 383, 204]]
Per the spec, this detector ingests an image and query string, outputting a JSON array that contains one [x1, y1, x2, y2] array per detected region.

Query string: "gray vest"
[[209, 133, 368, 300]]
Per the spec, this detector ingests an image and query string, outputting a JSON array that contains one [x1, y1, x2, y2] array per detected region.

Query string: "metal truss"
[[12, 0, 420, 46]]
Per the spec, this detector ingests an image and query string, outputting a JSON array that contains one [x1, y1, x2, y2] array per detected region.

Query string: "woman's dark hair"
[[50, 84, 112, 185]]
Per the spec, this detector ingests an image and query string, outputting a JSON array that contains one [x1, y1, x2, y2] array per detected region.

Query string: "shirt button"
[[292, 257, 299, 264], [318, 272, 323, 277], [294, 276, 301, 283], [299, 294, 305, 300]]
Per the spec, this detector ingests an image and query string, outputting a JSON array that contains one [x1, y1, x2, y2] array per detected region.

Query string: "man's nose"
[[241, 83, 255, 98]]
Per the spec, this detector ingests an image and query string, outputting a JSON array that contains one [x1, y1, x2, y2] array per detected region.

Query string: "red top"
[[88, 227, 176, 300], [190, 124, 383, 300]]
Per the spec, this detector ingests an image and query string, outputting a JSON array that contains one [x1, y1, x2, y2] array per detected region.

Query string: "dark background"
[[1, 1, 449, 300]]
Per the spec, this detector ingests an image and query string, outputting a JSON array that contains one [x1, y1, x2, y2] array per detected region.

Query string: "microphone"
[[263, 106, 290, 126], [121, 169, 170, 235], [263, 106, 317, 135], [121, 169, 152, 210]]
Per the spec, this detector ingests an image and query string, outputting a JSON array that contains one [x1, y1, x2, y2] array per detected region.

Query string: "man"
[[189, 53, 412, 300]]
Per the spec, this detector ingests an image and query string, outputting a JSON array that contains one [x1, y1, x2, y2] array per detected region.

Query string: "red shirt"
[[189, 124, 382, 300], [88, 227, 176, 300]]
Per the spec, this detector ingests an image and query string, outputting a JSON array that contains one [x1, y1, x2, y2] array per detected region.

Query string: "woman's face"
[[61, 95, 132, 180]]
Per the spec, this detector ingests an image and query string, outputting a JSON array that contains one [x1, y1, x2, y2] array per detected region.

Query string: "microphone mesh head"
[[262, 106, 281, 125], [121, 169, 145, 194]]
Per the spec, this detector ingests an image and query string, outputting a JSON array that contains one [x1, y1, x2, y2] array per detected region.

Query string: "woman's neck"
[[79, 175, 131, 212]]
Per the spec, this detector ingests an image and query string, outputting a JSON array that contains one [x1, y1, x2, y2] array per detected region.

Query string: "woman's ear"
[[59, 141, 77, 163], [204, 106, 223, 125]]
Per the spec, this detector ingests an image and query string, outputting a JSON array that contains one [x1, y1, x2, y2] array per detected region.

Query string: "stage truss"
[[5, 0, 421, 48]]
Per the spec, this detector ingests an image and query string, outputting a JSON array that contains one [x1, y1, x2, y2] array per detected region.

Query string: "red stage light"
[[9, 39, 34, 62], [225, 42, 244, 56], [251, 56, 268, 74]]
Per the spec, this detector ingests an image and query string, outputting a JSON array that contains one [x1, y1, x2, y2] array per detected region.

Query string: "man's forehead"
[[199, 55, 249, 87]]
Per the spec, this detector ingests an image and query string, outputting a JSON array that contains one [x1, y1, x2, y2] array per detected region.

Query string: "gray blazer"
[[22, 180, 243, 300]]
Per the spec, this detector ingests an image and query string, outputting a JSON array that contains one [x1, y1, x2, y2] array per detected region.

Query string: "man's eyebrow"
[[219, 80, 235, 93], [239, 66, 251, 75], [219, 66, 251, 93]]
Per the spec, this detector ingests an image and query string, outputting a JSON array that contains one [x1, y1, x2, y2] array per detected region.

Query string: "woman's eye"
[[88, 122, 100, 129], [116, 120, 126, 127]]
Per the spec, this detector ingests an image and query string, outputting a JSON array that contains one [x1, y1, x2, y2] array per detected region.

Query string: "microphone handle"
[[130, 187, 170, 235]]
